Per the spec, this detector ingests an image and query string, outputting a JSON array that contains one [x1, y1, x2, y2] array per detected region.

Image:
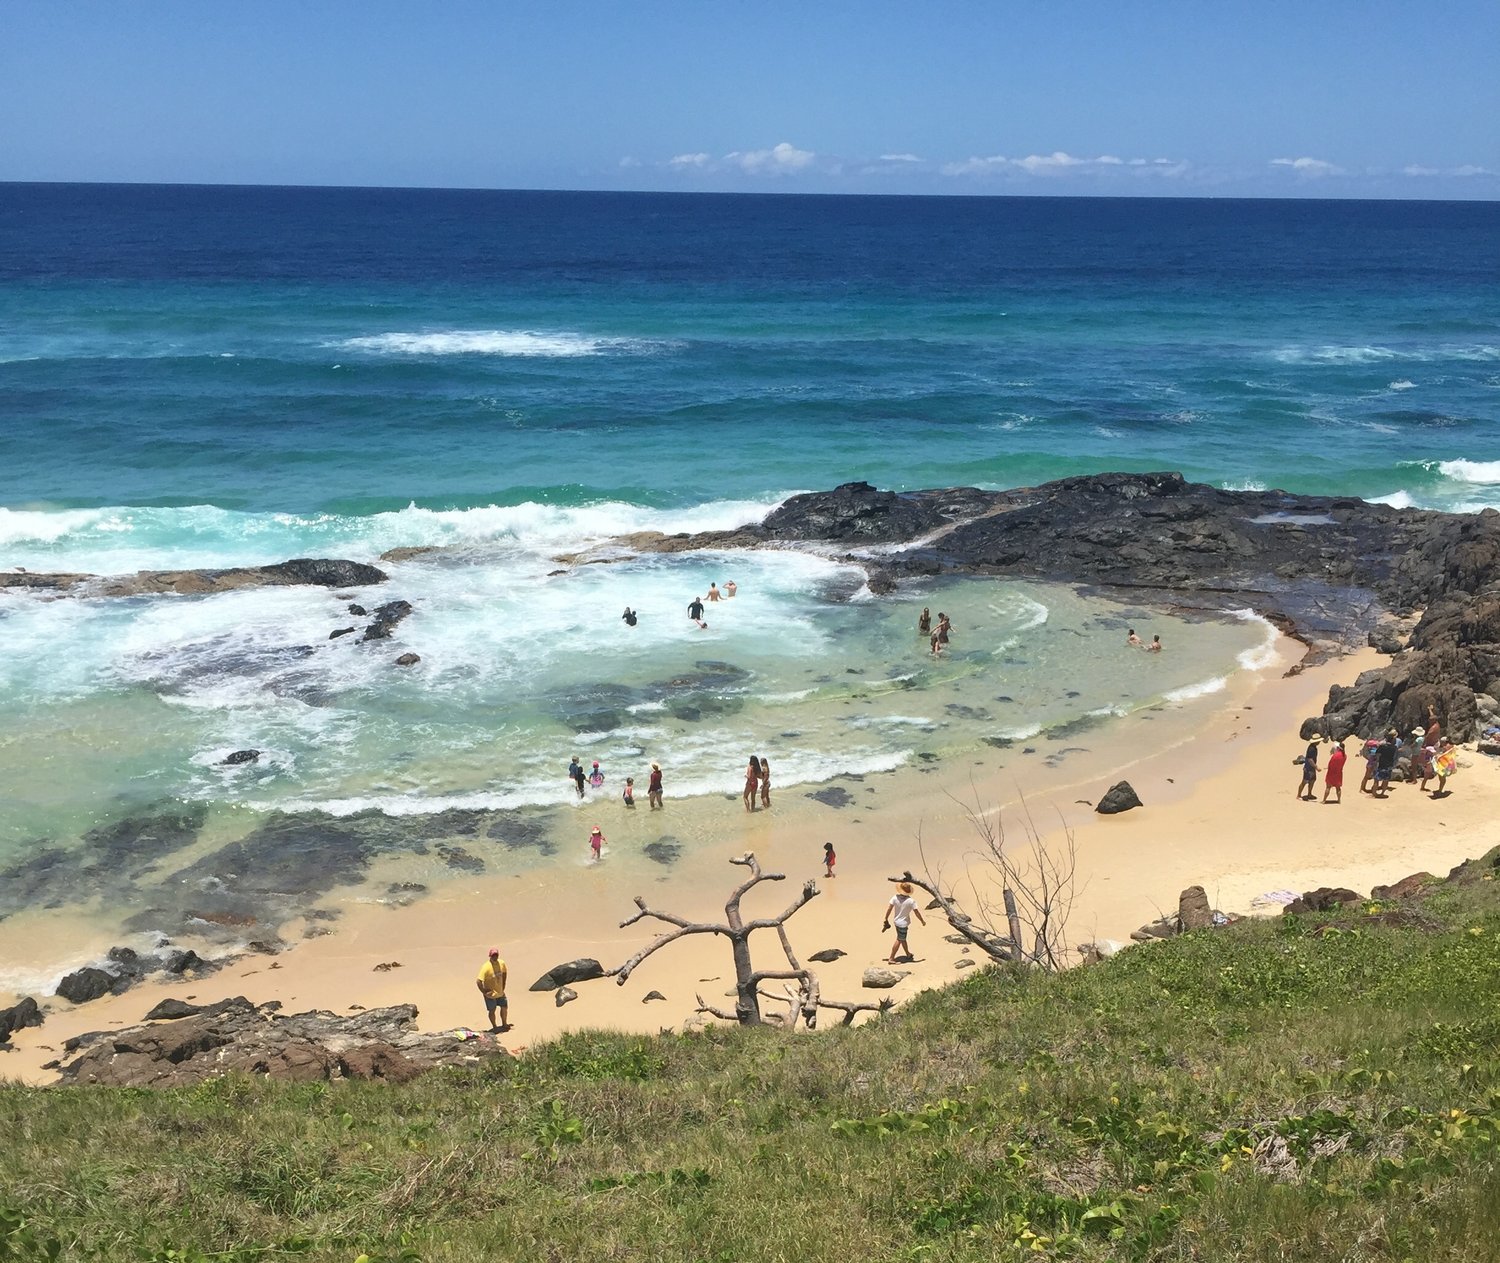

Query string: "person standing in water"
[[568, 756, 587, 799], [918, 607, 932, 636], [589, 826, 605, 861], [1127, 628, 1142, 646], [1146, 634, 1162, 652], [706, 583, 721, 603], [759, 756, 771, 808], [621, 607, 637, 627], [743, 755, 760, 811], [724, 580, 737, 597], [589, 760, 604, 788], [622, 776, 635, 808], [688, 595, 705, 622], [647, 762, 663, 809]]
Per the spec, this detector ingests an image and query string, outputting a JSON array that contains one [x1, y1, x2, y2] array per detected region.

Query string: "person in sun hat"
[[589, 825, 605, 861], [476, 947, 509, 1033], [882, 880, 926, 964]]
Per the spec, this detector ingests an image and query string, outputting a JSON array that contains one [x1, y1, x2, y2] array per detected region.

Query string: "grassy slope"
[[3, 851, 1499, 1263]]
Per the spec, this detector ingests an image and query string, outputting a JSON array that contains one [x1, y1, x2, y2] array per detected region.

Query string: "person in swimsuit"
[[622, 776, 635, 807], [568, 756, 587, 799], [918, 607, 932, 636], [724, 580, 737, 597], [759, 756, 771, 808], [647, 762, 663, 809], [589, 826, 605, 861], [589, 760, 604, 788], [743, 754, 760, 811], [706, 583, 721, 603], [1127, 628, 1141, 646], [930, 612, 952, 656], [621, 607, 637, 627], [1146, 634, 1162, 653]]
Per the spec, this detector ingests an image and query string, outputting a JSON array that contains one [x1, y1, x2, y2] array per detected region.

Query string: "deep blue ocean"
[[1, 186, 1498, 982]]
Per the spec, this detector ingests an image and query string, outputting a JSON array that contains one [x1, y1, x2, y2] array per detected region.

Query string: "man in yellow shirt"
[[476, 948, 509, 1033]]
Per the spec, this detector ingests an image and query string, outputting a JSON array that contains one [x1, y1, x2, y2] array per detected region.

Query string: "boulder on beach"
[[1096, 781, 1143, 814]]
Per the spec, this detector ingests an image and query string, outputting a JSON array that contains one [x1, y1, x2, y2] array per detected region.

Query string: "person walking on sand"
[[883, 881, 926, 963], [743, 754, 761, 811], [622, 776, 635, 808], [688, 595, 705, 622], [476, 947, 509, 1033], [759, 756, 771, 808], [918, 607, 932, 636], [589, 826, 605, 861], [647, 762, 663, 809], [1322, 738, 1346, 803], [706, 582, 721, 603], [568, 756, 587, 799], [823, 841, 836, 878], [1296, 738, 1319, 800]]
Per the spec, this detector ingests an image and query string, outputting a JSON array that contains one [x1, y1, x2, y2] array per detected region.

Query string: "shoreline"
[[7, 632, 1499, 1085]]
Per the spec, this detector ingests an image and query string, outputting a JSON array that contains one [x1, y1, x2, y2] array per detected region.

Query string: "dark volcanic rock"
[[530, 959, 605, 992], [55, 1000, 505, 1087], [221, 749, 260, 765], [361, 599, 414, 642], [394, 652, 421, 667], [0, 996, 43, 1046], [642, 838, 683, 865], [1, 558, 387, 598], [808, 948, 846, 963], [1095, 781, 1143, 815], [54, 967, 118, 1005]]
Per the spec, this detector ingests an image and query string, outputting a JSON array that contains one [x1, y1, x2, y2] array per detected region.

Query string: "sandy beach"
[[5, 633, 1498, 1084]]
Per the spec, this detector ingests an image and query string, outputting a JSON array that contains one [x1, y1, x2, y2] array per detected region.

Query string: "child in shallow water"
[[622, 777, 635, 808]]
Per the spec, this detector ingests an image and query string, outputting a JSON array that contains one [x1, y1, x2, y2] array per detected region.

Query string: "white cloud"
[[668, 152, 711, 168], [1271, 156, 1344, 176], [618, 156, 641, 169], [730, 141, 816, 174], [1402, 162, 1495, 177], [878, 153, 923, 163], [941, 151, 1183, 178]]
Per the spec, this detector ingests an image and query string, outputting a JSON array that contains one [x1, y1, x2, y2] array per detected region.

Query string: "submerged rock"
[[221, 749, 260, 765]]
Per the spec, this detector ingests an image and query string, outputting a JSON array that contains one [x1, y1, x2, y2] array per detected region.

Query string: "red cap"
[[488, 948, 499, 957]]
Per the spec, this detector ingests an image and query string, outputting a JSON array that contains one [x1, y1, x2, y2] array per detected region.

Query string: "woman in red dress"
[[1322, 738, 1347, 804]]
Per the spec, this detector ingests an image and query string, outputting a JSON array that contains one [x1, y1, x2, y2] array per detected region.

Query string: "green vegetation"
[[4, 853, 1499, 1262]]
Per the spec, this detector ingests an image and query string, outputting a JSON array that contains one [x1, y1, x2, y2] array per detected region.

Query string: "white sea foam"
[[1163, 675, 1228, 703], [337, 329, 676, 358], [1233, 610, 1282, 671], [1389, 379, 1417, 391], [1272, 343, 1499, 365], [1436, 458, 1500, 485], [1220, 480, 1267, 493], [1369, 489, 1417, 509]]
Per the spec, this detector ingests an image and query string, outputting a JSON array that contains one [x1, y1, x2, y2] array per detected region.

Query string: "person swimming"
[[622, 606, 638, 627]]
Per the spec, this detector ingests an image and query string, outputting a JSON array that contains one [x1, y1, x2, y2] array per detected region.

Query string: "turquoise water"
[[0, 185, 1495, 896]]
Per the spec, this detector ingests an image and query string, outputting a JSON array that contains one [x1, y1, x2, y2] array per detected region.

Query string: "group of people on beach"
[[1297, 706, 1456, 803], [686, 579, 737, 629]]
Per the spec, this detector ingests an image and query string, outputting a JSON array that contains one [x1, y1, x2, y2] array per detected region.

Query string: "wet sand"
[[6, 637, 1498, 1083]]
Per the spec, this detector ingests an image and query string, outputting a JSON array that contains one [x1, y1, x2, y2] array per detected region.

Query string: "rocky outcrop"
[[361, 599, 414, 642], [53, 944, 215, 1005], [56, 998, 507, 1087], [862, 968, 908, 989], [0, 996, 43, 1047], [1, 558, 387, 598]]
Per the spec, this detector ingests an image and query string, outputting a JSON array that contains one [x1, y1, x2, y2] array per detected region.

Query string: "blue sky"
[[5, 1, 1497, 198]]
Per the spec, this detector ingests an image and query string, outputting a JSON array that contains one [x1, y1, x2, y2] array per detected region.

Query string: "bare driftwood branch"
[[608, 853, 875, 1028], [907, 780, 1083, 972]]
